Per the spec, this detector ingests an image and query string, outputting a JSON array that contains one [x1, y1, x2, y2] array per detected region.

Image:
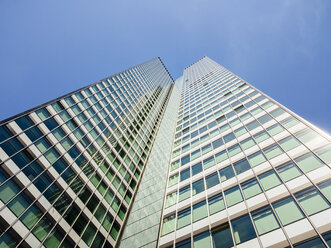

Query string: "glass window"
[[191, 149, 201, 160], [270, 108, 286, 118], [295, 153, 324, 173], [252, 206, 280, 235], [161, 215, 175, 235], [203, 156, 215, 170], [202, 144, 212, 155], [315, 144, 331, 164], [234, 126, 247, 137], [258, 170, 282, 191], [223, 132, 235, 143], [267, 124, 284, 136], [294, 187, 330, 215], [215, 150, 228, 163], [318, 179, 331, 201], [281, 116, 299, 129], [233, 158, 251, 175], [241, 178, 262, 199], [205, 172, 219, 189], [35, 138, 51, 153], [192, 179, 205, 195], [193, 200, 208, 222], [248, 151, 267, 167], [168, 174, 178, 187], [276, 162, 302, 182], [179, 185, 191, 202], [279, 136, 301, 152], [294, 237, 327, 248], [246, 120, 259, 131], [240, 137, 256, 150], [225, 186, 243, 207], [295, 128, 319, 143], [165, 192, 177, 208], [192, 162, 202, 176], [181, 154, 190, 166], [253, 131, 270, 143], [323, 232, 331, 247], [177, 207, 191, 229], [176, 238, 191, 248], [263, 144, 284, 160], [211, 223, 234, 248], [231, 214, 257, 244], [219, 165, 235, 182], [36, 108, 51, 121], [273, 197, 304, 225], [180, 169, 190, 182], [258, 114, 272, 125], [227, 144, 242, 157], [193, 231, 212, 248], [212, 138, 224, 149], [208, 193, 225, 215], [1, 137, 23, 156], [25, 126, 43, 142]]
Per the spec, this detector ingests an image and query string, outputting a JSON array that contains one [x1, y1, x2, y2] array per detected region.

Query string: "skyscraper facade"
[[0, 56, 330, 248]]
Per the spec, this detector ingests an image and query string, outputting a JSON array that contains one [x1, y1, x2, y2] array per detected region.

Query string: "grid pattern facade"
[[0, 58, 174, 248], [159, 57, 331, 248]]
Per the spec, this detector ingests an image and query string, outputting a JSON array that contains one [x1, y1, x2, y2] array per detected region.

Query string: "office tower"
[[158, 57, 331, 248], [0, 58, 174, 248], [1, 56, 331, 248]]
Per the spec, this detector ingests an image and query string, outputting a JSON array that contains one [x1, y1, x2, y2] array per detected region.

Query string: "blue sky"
[[0, 0, 330, 132]]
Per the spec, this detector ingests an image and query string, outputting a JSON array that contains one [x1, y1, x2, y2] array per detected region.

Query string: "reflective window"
[[219, 165, 235, 182], [252, 206, 280, 235], [276, 162, 302, 182], [179, 185, 190, 202], [318, 179, 331, 201], [192, 179, 205, 195], [225, 186, 243, 207], [231, 214, 257, 244], [205, 172, 219, 189], [177, 207, 191, 229], [211, 223, 233, 248], [253, 131, 270, 143], [294, 187, 330, 216], [193, 200, 208, 222], [161, 215, 175, 235], [208, 193, 225, 215], [273, 197, 304, 225], [248, 151, 267, 167], [263, 144, 283, 160], [241, 178, 262, 199], [180, 169, 190, 182], [240, 137, 256, 150], [279, 136, 301, 152], [215, 150, 228, 163], [315, 144, 331, 164], [193, 231, 211, 248], [295, 153, 324, 173], [259, 170, 282, 191], [293, 237, 327, 248], [233, 158, 250, 175], [191, 162, 202, 176]]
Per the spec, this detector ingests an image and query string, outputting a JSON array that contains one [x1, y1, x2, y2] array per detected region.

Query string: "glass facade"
[[1, 56, 331, 248], [159, 57, 331, 248]]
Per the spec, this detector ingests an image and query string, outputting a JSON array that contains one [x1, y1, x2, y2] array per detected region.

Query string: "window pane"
[[252, 206, 280, 235], [273, 197, 304, 225], [208, 193, 225, 215], [180, 169, 190, 182], [315, 144, 331, 164], [318, 179, 331, 201], [281, 116, 299, 129], [293, 237, 326, 248], [168, 174, 178, 187], [248, 151, 266, 167], [294, 187, 330, 216], [165, 192, 177, 208], [231, 214, 257, 244], [295, 128, 319, 143], [193, 231, 211, 248], [215, 150, 228, 163], [233, 158, 251, 175], [179, 185, 191, 202], [192, 179, 205, 195], [258, 170, 281, 191], [279, 136, 301, 152], [234, 126, 247, 137], [177, 207, 191, 229], [276, 162, 302, 182], [205, 172, 219, 189], [193, 200, 208, 222], [228, 144, 242, 157], [241, 178, 262, 199], [211, 223, 234, 248], [225, 186, 243, 207], [203, 156, 215, 170], [219, 165, 235, 182], [267, 124, 284, 136], [263, 144, 283, 160], [295, 153, 324, 173], [240, 137, 256, 150], [161, 215, 175, 235], [253, 131, 270, 143], [176, 238, 191, 248], [192, 162, 202, 176]]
